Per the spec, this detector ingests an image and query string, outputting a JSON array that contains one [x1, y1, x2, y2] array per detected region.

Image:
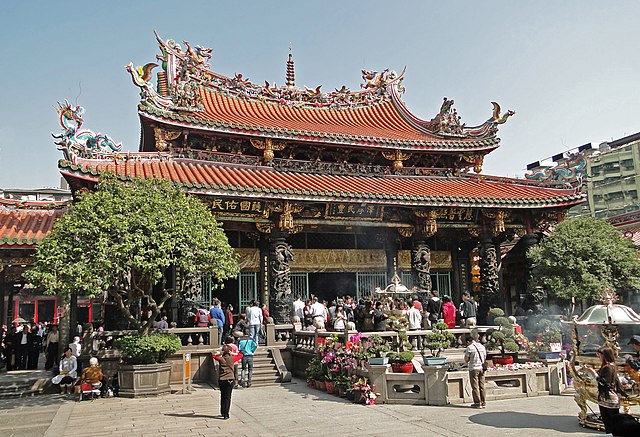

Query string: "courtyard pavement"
[[0, 380, 606, 437]]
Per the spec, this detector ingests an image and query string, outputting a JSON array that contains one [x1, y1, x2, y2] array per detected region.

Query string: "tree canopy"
[[528, 216, 640, 301], [25, 174, 239, 332]]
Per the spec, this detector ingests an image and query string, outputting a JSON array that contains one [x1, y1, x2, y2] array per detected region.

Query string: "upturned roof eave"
[[58, 162, 585, 210], [138, 106, 501, 154]]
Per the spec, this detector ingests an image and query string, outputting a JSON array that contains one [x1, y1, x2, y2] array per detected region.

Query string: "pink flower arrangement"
[[351, 377, 378, 405]]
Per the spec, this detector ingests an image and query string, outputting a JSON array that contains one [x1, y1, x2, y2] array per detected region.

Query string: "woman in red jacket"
[[442, 295, 456, 329]]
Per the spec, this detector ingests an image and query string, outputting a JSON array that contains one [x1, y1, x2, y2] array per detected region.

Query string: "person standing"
[[441, 295, 456, 329], [333, 304, 346, 332], [27, 325, 41, 370], [45, 325, 60, 371], [373, 301, 388, 332], [589, 346, 625, 434], [13, 324, 30, 370], [238, 333, 257, 388], [209, 300, 225, 346], [292, 296, 305, 321], [464, 336, 487, 408], [213, 343, 237, 419], [223, 304, 234, 340], [309, 297, 327, 330], [406, 300, 423, 349], [426, 290, 443, 328], [459, 292, 477, 328], [247, 301, 263, 344]]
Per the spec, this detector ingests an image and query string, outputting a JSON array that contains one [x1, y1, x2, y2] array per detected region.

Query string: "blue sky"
[[1, 1, 640, 188]]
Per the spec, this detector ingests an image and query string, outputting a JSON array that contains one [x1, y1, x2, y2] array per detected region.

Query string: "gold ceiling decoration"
[[153, 127, 181, 151], [381, 150, 412, 171], [250, 138, 286, 162], [255, 222, 274, 233]]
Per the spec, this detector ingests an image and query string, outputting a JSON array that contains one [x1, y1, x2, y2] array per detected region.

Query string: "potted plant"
[[334, 374, 350, 397], [114, 333, 182, 397], [422, 322, 455, 366], [366, 334, 390, 365], [533, 320, 563, 359], [305, 355, 322, 388], [485, 309, 519, 365], [388, 330, 414, 373]]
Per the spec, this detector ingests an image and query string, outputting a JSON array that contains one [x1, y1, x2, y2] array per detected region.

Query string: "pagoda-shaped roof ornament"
[[286, 45, 295, 87]]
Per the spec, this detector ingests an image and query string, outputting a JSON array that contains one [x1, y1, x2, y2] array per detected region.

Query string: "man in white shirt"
[[292, 296, 305, 321], [464, 336, 487, 408], [246, 301, 263, 344], [406, 300, 423, 350], [309, 297, 327, 330], [69, 336, 82, 358]]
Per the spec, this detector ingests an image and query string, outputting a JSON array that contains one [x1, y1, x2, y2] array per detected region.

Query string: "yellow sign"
[[291, 249, 387, 272], [398, 250, 452, 270]]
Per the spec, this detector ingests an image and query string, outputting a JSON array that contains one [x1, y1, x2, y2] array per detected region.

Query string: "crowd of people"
[[0, 320, 113, 398], [0, 322, 64, 371], [290, 290, 480, 333]]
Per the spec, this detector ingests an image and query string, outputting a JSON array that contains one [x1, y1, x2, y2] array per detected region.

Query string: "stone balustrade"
[[367, 360, 566, 405]]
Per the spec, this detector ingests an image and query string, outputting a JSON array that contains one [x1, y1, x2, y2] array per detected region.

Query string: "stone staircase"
[[241, 348, 282, 387], [0, 370, 52, 398]]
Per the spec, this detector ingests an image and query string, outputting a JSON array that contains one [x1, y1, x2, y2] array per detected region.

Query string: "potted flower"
[[305, 355, 323, 388], [485, 309, 519, 365], [422, 322, 455, 366], [349, 377, 378, 405], [366, 334, 391, 365]]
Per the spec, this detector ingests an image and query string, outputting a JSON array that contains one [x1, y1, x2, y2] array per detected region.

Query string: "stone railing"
[[85, 325, 220, 353], [292, 326, 496, 353], [366, 360, 566, 405]]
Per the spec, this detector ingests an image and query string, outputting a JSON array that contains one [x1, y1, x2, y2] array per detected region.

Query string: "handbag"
[[474, 344, 488, 372]]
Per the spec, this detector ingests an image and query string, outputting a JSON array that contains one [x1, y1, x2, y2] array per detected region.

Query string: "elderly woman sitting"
[[80, 357, 108, 397]]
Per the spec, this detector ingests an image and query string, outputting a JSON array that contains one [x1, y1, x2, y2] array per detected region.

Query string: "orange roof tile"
[[60, 157, 584, 209], [139, 88, 500, 152], [0, 209, 64, 247]]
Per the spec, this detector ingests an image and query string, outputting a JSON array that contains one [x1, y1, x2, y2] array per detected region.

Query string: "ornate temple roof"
[[59, 155, 584, 209], [126, 33, 514, 153], [0, 200, 67, 247]]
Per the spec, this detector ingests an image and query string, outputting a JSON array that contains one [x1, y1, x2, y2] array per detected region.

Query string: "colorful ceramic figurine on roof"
[[57, 33, 585, 324]]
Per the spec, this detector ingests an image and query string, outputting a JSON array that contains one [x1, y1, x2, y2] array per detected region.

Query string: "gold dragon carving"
[[250, 138, 287, 162], [153, 127, 181, 152]]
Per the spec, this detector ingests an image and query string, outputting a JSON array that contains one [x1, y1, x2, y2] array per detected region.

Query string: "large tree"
[[528, 216, 640, 302], [25, 174, 239, 333]]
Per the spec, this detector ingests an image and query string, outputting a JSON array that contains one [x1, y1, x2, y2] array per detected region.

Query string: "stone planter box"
[[118, 362, 172, 398]]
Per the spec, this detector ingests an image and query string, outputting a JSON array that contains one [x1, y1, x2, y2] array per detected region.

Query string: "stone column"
[[268, 231, 293, 324], [478, 234, 499, 324], [411, 239, 432, 295]]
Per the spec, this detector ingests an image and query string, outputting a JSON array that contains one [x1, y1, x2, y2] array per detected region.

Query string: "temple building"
[[37, 33, 585, 325]]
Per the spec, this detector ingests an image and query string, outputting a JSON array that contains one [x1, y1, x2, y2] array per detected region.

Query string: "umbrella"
[[12, 317, 27, 324]]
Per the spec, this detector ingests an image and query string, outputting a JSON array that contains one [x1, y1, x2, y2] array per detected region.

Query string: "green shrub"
[[389, 351, 414, 364], [114, 333, 182, 364], [423, 322, 455, 357]]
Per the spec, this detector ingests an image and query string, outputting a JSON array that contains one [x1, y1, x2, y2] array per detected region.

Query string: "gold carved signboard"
[[398, 250, 452, 270], [206, 198, 265, 217], [234, 248, 260, 272], [291, 249, 387, 273], [325, 203, 384, 221]]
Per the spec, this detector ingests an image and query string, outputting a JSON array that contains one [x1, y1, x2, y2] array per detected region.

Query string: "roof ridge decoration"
[[0, 198, 69, 211], [389, 84, 515, 140], [525, 150, 588, 191], [126, 32, 406, 112], [53, 100, 122, 163]]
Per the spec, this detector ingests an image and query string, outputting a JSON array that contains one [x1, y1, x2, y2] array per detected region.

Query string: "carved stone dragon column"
[[269, 231, 293, 324], [411, 240, 432, 297], [478, 234, 499, 324]]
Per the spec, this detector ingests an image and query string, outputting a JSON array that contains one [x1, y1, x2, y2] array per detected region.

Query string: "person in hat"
[[625, 335, 640, 373]]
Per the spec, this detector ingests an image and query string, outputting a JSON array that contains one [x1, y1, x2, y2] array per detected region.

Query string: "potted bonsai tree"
[[366, 334, 391, 365], [388, 331, 415, 373], [422, 322, 455, 366], [485, 308, 519, 365]]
